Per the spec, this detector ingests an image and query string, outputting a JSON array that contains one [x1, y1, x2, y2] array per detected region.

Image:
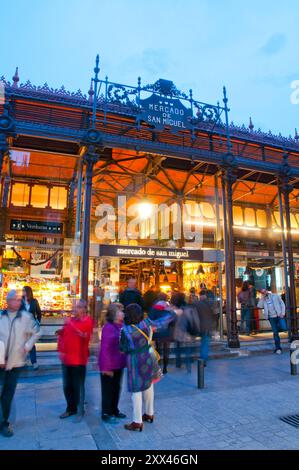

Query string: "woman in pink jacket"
[[98, 303, 126, 423]]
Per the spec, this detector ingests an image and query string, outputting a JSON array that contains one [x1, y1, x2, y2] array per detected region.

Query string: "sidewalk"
[[2, 353, 299, 450], [23, 334, 289, 378]]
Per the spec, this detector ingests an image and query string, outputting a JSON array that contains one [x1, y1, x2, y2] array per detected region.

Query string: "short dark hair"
[[170, 292, 186, 308], [124, 303, 144, 325], [157, 292, 168, 302]]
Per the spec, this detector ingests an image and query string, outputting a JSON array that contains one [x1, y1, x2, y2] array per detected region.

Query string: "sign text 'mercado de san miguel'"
[[139, 94, 192, 131]]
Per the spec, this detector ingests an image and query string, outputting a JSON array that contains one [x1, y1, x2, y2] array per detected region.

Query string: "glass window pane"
[[233, 206, 243, 225], [256, 210, 267, 228], [50, 186, 68, 210], [290, 213, 298, 229], [273, 211, 281, 228], [30, 185, 49, 208], [244, 208, 256, 227], [11, 183, 30, 207], [200, 203, 215, 219]]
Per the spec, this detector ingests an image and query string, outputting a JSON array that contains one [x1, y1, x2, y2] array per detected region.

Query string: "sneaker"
[[274, 349, 282, 355], [1, 424, 14, 437], [73, 414, 84, 423], [59, 411, 77, 419], [33, 363, 39, 370], [102, 414, 118, 424], [114, 412, 126, 419]]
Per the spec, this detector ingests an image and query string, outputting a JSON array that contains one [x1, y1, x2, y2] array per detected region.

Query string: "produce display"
[[0, 274, 73, 315]]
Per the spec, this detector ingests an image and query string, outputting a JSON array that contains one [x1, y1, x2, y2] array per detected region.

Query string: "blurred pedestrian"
[[169, 292, 187, 369], [148, 293, 174, 374], [238, 281, 253, 335], [98, 303, 126, 423], [58, 299, 93, 419], [21, 286, 42, 370], [119, 278, 144, 308], [120, 303, 175, 431], [143, 286, 160, 313], [257, 289, 286, 354], [194, 290, 214, 365], [0, 290, 41, 437], [187, 287, 198, 304]]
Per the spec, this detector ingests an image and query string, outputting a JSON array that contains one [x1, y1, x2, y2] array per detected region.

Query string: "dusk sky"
[[2, 0, 299, 137]]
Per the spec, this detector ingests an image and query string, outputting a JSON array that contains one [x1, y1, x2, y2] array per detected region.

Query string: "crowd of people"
[[0, 277, 289, 437]]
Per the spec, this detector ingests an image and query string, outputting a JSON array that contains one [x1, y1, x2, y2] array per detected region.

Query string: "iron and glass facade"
[[0, 60, 299, 346]]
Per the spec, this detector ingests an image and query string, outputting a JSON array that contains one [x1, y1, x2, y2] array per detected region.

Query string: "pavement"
[[1, 352, 299, 450], [19, 332, 289, 378]]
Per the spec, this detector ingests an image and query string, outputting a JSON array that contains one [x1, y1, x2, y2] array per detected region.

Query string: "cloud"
[[260, 33, 287, 55]]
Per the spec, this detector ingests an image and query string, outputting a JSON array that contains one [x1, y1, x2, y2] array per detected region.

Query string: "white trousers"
[[132, 384, 154, 424]]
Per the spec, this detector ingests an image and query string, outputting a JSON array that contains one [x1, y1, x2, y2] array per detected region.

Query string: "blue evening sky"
[[1, 0, 299, 137]]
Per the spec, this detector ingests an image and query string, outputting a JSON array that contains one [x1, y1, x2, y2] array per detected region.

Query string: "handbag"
[[132, 325, 161, 361]]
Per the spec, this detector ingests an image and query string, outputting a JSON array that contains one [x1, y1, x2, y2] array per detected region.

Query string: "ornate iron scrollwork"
[[193, 102, 222, 124], [106, 84, 138, 108], [142, 79, 188, 99]]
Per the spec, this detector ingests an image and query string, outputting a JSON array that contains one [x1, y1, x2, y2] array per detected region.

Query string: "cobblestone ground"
[[1, 354, 299, 450]]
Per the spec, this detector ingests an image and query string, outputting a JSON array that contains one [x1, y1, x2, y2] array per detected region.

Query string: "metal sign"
[[139, 93, 192, 131], [10, 219, 63, 234], [98, 244, 223, 262]]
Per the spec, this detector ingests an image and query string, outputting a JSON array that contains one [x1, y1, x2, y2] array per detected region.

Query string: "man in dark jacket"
[[194, 290, 214, 365], [119, 279, 144, 309]]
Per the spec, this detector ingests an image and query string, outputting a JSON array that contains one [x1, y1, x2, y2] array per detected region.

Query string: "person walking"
[[187, 287, 198, 305], [98, 303, 126, 423], [0, 290, 41, 437], [58, 299, 93, 419], [148, 293, 174, 374], [238, 281, 253, 336], [143, 286, 160, 313], [119, 278, 144, 309], [257, 289, 286, 354], [194, 290, 214, 365], [120, 303, 175, 432], [21, 286, 42, 370]]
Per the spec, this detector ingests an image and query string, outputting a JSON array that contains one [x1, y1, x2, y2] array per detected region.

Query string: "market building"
[[0, 57, 299, 347]]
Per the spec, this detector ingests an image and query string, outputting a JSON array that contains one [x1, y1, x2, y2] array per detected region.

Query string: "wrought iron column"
[[75, 158, 83, 240], [66, 179, 76, 238], [80, 150, 98, 301], [221, 168, 240, 348], [277, 185, 291, 339], [214, 174, 224, 339], [280, 179, 298, 338]]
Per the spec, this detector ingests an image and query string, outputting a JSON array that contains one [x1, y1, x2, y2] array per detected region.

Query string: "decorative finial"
[[249, 117, 254, 132], [12, 67, 19, 88], [295, 128, 299, 142], [88, 79, 94, 104], [94, 55, 100, 75]]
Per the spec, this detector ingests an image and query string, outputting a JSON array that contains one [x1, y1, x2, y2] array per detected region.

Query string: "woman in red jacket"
[[58, 299, 94, 419]]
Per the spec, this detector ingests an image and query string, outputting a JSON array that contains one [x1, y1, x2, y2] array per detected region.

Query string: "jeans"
[[62, 365, 86, 414], [100, 369, 123, 417], [200, 333, 210, 362], [241, 306, 252, 335], [155, 340, 170, 372], [0, 368, 22, 426], [269, 316, 287, 350], [29, 346, 37, 365]]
